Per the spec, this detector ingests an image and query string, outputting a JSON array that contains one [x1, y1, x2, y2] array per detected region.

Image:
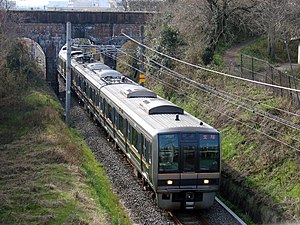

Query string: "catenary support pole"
[[66, 22, 71, 127], [139, 25, 145, 86]]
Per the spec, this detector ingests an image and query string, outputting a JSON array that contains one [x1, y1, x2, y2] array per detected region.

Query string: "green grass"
[[248, 159, 300, 202], [145, 58, 300, 222], [220, 127, 244, 160], [0, 87, 131, 225], [239, 38, 298, 64]]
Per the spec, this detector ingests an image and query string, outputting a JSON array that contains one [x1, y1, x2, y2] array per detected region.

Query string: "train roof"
[[102, 83, 217, 136], [86, 63, 111, 71], [59, 47, 218, 136]]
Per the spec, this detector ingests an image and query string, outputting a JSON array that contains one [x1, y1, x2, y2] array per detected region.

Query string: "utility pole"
[[284, 37, 300, 107], [66, 22, 71, 126], [139, 25, 145, 86]]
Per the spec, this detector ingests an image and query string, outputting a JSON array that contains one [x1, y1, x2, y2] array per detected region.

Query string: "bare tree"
[[120, 0, 129, 11], [0, 0, 20, 97], [170, 0, 258, 64], [246, 0, 300, 58], [120, 0, 163, 11]]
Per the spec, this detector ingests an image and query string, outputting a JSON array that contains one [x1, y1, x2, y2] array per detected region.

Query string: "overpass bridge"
[[10, 10, 152, 92]]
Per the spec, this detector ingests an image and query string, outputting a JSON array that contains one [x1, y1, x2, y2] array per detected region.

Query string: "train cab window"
[[198, 133, 220, 172], [158, 134, 179, 172]]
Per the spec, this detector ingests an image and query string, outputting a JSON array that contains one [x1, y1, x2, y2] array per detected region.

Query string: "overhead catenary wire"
[[114, 50, 300, 143], [121, 46, 300, 118], [73, 43, 299, 119], [121, 32, 300, 93], [116, 48, 300, 132], [103, 50, 300, 151], [116, 53, 300, 152], [84, 45, 300, 118]]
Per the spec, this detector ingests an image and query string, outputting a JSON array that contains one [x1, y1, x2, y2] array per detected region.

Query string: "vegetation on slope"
[[118, 1, 300, 223], [0, 40, 131, 224]]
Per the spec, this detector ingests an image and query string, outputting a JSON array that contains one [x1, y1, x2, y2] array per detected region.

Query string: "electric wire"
[[121, 32, 300, 93], [103, 50, 300, 150], [116, 48, 300, 132], [99, 46, 300, 118], [121, 47, 300, 118]]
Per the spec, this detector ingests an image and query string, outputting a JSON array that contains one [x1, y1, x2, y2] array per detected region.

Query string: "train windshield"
[[199, 133, 219, 172], [158, 134, 180, 172], [158, 133, 220, 173]]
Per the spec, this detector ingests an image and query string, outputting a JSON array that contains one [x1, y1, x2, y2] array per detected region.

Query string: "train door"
[[180, 142, 198, 188]]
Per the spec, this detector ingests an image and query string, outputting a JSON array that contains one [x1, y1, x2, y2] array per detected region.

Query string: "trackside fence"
[[240, 54, 300, 107]]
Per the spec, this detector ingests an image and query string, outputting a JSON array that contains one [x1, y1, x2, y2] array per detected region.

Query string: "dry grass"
[[145, 65, 300, 222], [0, 90, 112, 225]]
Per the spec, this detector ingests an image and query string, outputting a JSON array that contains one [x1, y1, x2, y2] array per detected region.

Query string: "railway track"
[[58, 76, 247, 225], [169, 210, 211, 225], [169, 197, 247, 225]]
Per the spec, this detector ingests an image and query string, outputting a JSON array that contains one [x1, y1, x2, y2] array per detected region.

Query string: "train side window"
[[71, 69, 74, 80], [131, 126, 138, 152], [89, 86, 92, 100], [86, 84, 89, 96], [75, 72, 78, 84], [83, 81, 87, 93], [99, 96, 103, 111], [107, 104, 113, 122], [95, 92, 99, 107], [78, 75, 81, 87], [127, 121, 130, 140], [141, 134, 145, 157], [92, 88, 96, 103], [144, 138, 149, 163], [102, 98, 106, 113], [149, 142, 152, 164], [118, 114, 124, 136], [115, 112, 119, 129]]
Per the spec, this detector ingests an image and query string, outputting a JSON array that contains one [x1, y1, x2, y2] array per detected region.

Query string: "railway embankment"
[[218, 39, 300, 224], [137, 37, 300, 224], [0, 45, 131, 224]]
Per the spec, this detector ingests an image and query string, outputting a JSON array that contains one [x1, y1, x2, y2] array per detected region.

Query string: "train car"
[[57, 46, 221, 210]]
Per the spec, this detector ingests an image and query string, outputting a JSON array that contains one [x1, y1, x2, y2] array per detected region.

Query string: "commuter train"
[[57, 45, 221, 210]]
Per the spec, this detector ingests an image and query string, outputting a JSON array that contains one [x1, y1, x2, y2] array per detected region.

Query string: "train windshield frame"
[[158, 132, 220, 173]]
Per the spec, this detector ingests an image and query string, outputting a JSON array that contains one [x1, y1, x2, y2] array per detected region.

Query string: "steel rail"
[[215, 197, 247, 225]]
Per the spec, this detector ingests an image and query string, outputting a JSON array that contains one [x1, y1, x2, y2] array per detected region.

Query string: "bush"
[[0, 40, 43, 98]]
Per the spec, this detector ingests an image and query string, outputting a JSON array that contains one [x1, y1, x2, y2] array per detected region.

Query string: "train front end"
[[154, 130, 221, 210]]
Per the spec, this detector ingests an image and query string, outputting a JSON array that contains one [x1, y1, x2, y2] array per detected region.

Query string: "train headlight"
[[166, 180, 173, 185], [204, 179, 210, 184]]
